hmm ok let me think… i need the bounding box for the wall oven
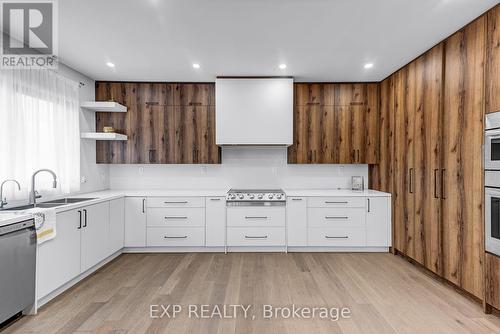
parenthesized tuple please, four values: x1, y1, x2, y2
(484, 111, 500, 170)
(485, 171, 500, 256)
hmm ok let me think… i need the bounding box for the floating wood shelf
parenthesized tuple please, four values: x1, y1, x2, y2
(81, 101, 127, 112)
(81, 132, 127, 141)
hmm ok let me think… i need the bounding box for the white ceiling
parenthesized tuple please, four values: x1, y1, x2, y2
(59, 0, 499, 82)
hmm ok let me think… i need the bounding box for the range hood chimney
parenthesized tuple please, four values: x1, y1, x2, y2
(215, 77, 293, 146)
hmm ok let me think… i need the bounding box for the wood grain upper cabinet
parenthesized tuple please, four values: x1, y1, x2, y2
(442, 17, 485, 299)
(175, 106, 220, 164)
(486, 5, 500, 114)
(294, 83, 335, 106)
(175, 83, 215, 106)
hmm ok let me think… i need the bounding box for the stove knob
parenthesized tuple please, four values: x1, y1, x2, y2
(249, 194, 255, 199)
(258, 194, 263, 199)
(276, 194, 282, 199)
(268, 194, 274, 199)
(239, 194, 244, 199)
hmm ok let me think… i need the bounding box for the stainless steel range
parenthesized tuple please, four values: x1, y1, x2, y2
(226, 189, 286, 206)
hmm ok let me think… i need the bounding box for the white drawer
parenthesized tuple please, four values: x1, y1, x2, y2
(308, 208, 365, 227)
(227, 207, 285, 227)
(147, 197, 205, 208)
(307, 197, 365, 208)
(147, 208, 205, 227)
(147, 227, 205, 246)
(307, 227, 365, 246)
(227, 227, 285, 246)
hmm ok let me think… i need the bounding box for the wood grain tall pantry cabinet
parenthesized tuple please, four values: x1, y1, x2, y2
(372, 16, 487, 300)
(288, 83, 379, 164)
(95, 82, 220, 164)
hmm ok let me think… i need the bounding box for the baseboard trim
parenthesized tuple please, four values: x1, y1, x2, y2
(288, 246, 390, 252)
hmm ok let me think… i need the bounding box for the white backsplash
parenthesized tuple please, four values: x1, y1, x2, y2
(109, 147, 368, 190)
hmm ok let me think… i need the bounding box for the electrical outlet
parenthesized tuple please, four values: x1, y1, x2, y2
(80, 176, 87, 184)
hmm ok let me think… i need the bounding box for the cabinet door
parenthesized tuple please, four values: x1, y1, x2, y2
(109, 198, 125, 254)
(175, 106, 220, 164)
(205, 197, 225, 247)
(366, 197, 391, 247)
(413, 44, 443, 274)
(287, 197, 307, 246)
(294, 83, 334, 106)
(336, 105, 356, 164)
(124, 197, 147, 247)
(175, 83, 215, 106)
(37, 209, 81, 299)
(486, 6, 500, 113)
(81, 202, 110, 273)
(442, 18, 485, 298)
(364, 84, 380, 164)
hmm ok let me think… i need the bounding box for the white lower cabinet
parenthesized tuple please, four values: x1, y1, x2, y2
(307, 227, 366, 246)
(80, 202, 110, 272)
(206, 197, 226, 247)
(366, 197, 391, 247)
(109, 198, 125, 253)
(147, 227, 205, 246)
(37, 209, 81, 298)
(287, 197, 307, 246)
(124, 197, 146, 247)
(227, 227, 285, 246)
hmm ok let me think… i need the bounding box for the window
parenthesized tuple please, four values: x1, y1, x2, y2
(0, 69, 80, 201)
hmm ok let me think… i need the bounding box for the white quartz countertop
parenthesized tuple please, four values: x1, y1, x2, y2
(0, 212, 34, 228)
(283, 188, 391, 197)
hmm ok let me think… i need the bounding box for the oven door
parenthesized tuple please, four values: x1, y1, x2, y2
(485, 187, 500, 256)
(485, 129, 500, 170)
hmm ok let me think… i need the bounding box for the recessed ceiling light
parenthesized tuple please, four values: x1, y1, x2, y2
(192, 63, 200, 69)
(106, 62, 115, 68)
(364, 63, 374, 69)
(279, 64, 287, 70)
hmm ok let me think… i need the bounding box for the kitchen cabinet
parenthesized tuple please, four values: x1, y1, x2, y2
(288, 83, 379, 164)
(485, 252, 500, 311)
(174, 106, 220, 164)
(486, 5, 500, 114)
(205, 197, 226, 247)
(366, 197, 391, 247)
(95, 82, 219, 164)
(37, 209, 81, 299)
(124, 197, 147, 247)
(109, 198, 125, 253)
(287, 197, 307, 247)
(80, 202, 111, 272)
(441, 18, 485, 298)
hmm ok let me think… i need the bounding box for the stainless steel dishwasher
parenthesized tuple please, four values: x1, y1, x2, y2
(0, 219, 36, 324)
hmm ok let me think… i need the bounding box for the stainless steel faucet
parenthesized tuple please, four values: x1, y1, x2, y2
(30, 169, 57, 207)
(0, 179, 21, 209)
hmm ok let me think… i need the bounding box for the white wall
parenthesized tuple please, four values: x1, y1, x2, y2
(109, 147, 368, 190)
(57, 63, 109, 193)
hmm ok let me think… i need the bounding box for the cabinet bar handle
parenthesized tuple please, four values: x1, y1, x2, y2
(325, 216, 348, 219)
(434, 169, 439, 199)
(325, 201, 348, 204)
(325, 236, 349, 239)
(78, 210, 82, 229)
(83, 209, 87, 228)
(292, 198, 303, 201)
(367, 198, 371, 212)
(142, 198, 146, 213)
(210, 198, 221, 201)
(245, 216, 268, 219)
(441, 169, 446, 200)
(244, 235, 268, 239)
(164, 201, 188, 204)
(409, 168, 414, 194)
(164, 235, 188, 239)
(164, 216, 188, 219)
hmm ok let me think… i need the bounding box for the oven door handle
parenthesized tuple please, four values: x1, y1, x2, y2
(485, 129, 500, 137)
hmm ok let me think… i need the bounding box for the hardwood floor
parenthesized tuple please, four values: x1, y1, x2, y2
(4, 253, 500, 334)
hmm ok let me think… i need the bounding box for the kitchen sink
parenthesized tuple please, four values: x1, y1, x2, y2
(1, 198, 96, 211)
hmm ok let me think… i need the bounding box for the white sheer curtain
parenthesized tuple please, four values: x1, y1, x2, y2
(0, 69, 80, 201)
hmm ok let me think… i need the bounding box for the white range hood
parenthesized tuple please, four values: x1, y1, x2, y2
(215, 77, 293, 146)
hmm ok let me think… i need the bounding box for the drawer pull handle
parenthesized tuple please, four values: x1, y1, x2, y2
(244, 235, 268, 239)
(325, 201, 348, 204)
(164, 235, 188, 239)
(245, 216, 268, 219)
(325, 236, 349, 239)
(210, 198, 221, 201)
(292, 198, 303, 201)
(325, 216, 348, 219)
(164, 216, 188, 219)
(164, 201, 188, 204)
